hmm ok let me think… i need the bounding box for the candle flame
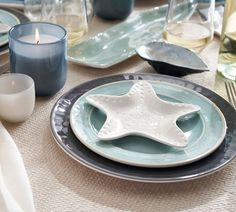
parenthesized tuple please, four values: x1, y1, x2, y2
(11, 81, 15, 86)
(35, 28, 40, 44)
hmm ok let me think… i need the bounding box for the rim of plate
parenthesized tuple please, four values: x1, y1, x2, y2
(68, 50, 136, 69)
(50, 130, 234, 183)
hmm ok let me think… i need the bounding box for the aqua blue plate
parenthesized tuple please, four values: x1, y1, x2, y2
(0, 0, 24, 9)
(68, 2, 194, 68)
(0, 9, 20, 47)
(0, 8, 29, 56)
(70, 80, 226, 168)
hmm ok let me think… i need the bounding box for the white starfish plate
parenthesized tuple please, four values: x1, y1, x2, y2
(86, 81, 200, 148)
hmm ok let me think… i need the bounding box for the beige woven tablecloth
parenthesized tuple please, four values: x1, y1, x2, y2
(3, 0, 236, 211)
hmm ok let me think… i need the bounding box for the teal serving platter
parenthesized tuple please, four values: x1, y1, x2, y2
(68, 2, 195, 68)
(70, 80, 226, 168)
(0, 9, 20, 46)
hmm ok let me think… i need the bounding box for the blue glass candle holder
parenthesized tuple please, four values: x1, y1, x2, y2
(9, 22, 67, 96)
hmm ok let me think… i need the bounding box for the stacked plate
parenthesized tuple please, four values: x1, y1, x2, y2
(50, 74, 236, 183)
(0, 0, 24, 9)
(0, 7, 29, 73)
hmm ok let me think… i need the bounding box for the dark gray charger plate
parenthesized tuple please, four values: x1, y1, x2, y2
(50, 73, 236, 183)
(0, 7, 30, 54)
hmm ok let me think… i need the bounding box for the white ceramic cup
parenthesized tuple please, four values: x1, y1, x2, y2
(0, 73, 35, 122)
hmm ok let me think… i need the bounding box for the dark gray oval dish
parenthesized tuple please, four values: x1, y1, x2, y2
(136, 42, 209, 77)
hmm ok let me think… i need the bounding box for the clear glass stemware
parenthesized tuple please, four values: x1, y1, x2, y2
(41, 0, 89, 47)
(163, 0, 215, 52)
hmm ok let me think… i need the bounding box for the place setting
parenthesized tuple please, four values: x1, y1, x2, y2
(50, 70, 236, 182)
(51, 0, 235, 183)
(1, 0, 234, 183)
(1, 0, 236, 211)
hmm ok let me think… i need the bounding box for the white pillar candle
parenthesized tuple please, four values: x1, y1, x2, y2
(0, 73, 35, 122)
(18, 34, 58, 44)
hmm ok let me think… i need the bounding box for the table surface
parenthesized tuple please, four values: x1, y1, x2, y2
(3, 0, 236, 211)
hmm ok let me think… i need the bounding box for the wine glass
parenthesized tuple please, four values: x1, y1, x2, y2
(24, 0, 42, 21)
(41, 0, 89, 47)
(217, 0, 236, 80)
(163, 0, 215, 52)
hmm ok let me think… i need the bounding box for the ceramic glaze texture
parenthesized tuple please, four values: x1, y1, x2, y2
(86, 81, 200, 147)
(68, 2, 195, 68)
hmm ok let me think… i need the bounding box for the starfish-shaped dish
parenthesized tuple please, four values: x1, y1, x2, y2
(86, 81, 201, 148)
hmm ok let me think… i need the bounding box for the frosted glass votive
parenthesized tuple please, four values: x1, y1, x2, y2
(0, 73, 35, 122)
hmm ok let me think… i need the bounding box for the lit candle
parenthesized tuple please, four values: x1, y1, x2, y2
(35, 28, 40, 44)
(0, 73, 35, 122)
(18, 28, 58, 44)
(9, 22, 67, 96)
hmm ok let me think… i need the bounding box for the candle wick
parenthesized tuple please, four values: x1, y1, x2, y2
(36, 40, 39, 44)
